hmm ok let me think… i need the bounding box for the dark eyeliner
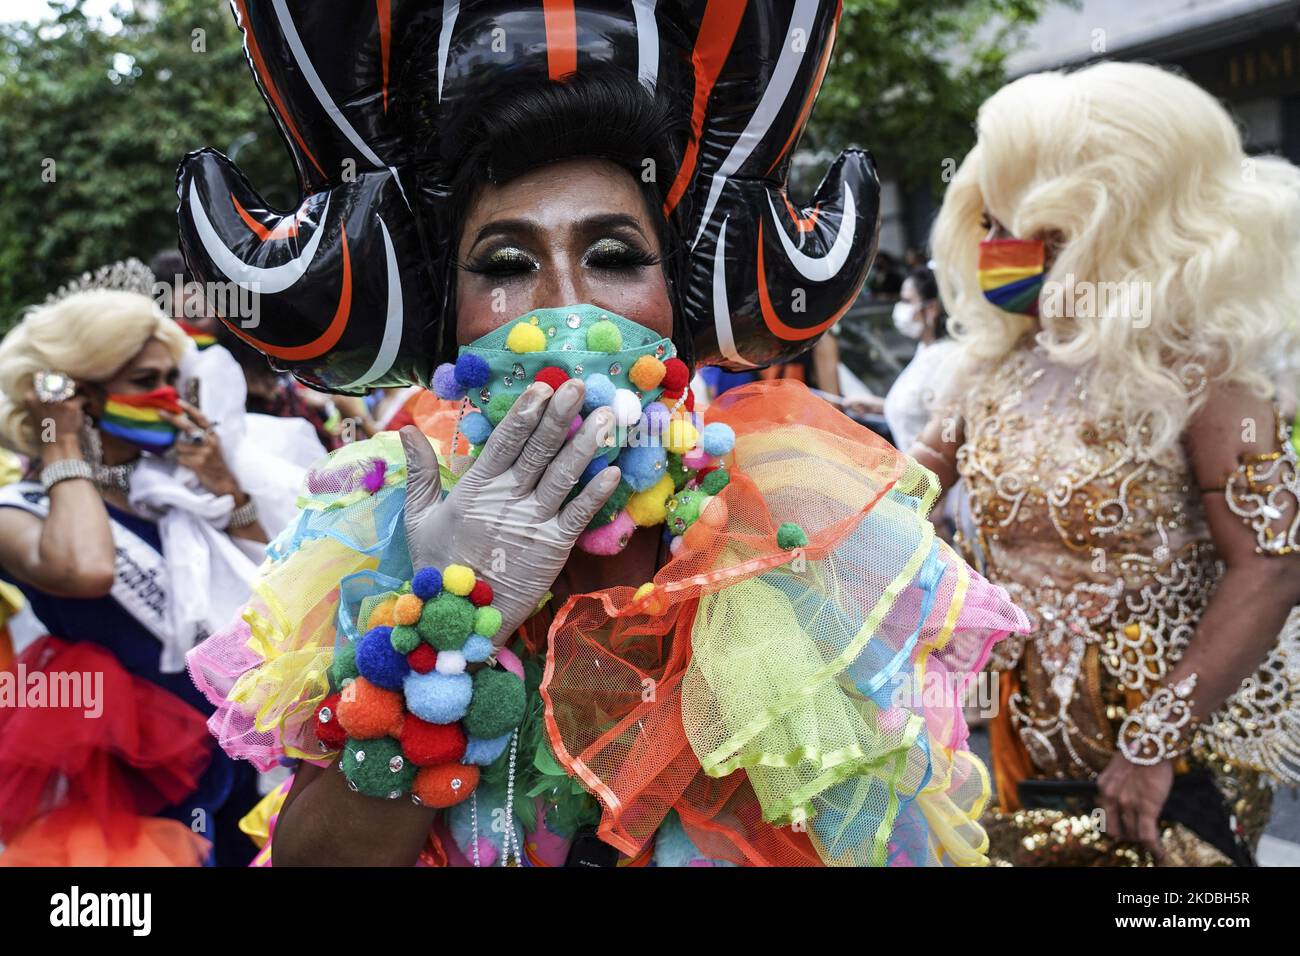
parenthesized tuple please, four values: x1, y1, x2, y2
(584, 236, 660, 270)
(460, 246, 538, 276)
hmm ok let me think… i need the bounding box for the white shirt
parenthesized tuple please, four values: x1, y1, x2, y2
(883, 339, 960, 454)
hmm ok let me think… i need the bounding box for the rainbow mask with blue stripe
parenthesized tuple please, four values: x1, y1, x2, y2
(100, 386, 183, 453)
(977, 238, 1045, 316)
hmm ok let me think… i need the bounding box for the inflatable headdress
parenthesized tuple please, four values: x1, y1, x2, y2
(177, 0, 881, 393)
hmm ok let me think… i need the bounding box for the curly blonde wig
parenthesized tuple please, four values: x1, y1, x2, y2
(931, 61, 1300, 451)
(0, 290, 191, 456)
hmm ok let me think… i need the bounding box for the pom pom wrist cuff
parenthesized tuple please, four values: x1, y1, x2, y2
(317, 562, 526, 805)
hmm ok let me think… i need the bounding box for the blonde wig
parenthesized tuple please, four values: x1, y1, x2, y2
(0, 290, 191, 456)
(931, 61, 1300, 452)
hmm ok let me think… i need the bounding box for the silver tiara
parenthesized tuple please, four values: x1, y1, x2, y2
(44, 257, 157, 303)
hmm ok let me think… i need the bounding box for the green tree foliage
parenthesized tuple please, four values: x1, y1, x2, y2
(0, 0, 294, 329)
(806, 0, 1052, 188)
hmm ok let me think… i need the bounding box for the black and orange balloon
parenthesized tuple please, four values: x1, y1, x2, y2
(176, 1, 880, 393)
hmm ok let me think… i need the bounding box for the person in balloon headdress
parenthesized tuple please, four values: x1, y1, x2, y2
(183, 0, 1028, 867)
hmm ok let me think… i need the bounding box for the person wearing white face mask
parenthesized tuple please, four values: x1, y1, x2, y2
(846, 266, 958, 453)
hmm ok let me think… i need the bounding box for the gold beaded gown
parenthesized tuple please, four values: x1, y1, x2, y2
(948, 344, 1299, 865)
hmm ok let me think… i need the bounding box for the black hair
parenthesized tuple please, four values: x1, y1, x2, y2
(215, 321, 281, 385)
(907, 265, 947, 340)
(415, 70, 692, 365)
(148, 248, 188, 285)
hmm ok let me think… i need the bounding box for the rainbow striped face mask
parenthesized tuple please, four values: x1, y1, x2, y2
(99, 386, 183, 453)
(977, 238, 1045, 316)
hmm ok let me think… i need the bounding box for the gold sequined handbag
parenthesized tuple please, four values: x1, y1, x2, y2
(984, 808, 1234, 867)
(985, 770, 1251, 867)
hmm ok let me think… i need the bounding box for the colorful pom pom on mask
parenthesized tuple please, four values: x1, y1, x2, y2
(661, 358, 689, 394)
(700, 422, 736, 456)
(432, 363, 465, 401)
(626, 473, 675, 527)
(582, 373, 616, 412)
(663, 418, 699, 456)
(454, 353, 490, 389)
(486, 392, 518, 426)
(586, 319, 623, 352)
(587, 479, 631, 529)
(618, 442, 667, 492)
(505, 321, 547, 353)
(459, 412, 492, 446)
(612, 388, 643, 427)
(534, 366, 569, 390)
(576, 509, 635, 555)
(629, 355, 666, 391)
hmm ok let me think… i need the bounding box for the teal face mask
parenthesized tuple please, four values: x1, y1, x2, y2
(432, 304, 684, 425)
(430, 304, 735, 557)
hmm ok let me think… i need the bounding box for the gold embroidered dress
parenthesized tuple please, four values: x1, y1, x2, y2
(951, 344, 1300, 850)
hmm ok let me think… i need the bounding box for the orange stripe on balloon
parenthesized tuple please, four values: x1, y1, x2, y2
(765, 15, 837, 177)
(231, 0, 327, 180)
(222, 224, 353, 361)
(231, 194, 302, 241)
(663, 0, 749, 217)
(376, 0, 391, 112)
(542, 0, 578, 79)
(756, 217, 856, 340)
(782, 194, 822, 233)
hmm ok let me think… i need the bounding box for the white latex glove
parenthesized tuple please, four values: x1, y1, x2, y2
(399, 379, 620, 645)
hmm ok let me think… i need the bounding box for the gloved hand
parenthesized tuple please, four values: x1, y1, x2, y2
(399, 379, 620, 645)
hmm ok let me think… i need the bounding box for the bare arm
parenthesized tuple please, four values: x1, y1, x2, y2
(1166, 386, 1300, 719)
(909, 409, 964, 503)
(0, 393, 115, 597)
(271, 761, 436, 867)
(1099, 384, 1300, 855)
(813, 334, 841, 398)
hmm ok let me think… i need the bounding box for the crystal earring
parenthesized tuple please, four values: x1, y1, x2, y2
(79, 416, 103, 470)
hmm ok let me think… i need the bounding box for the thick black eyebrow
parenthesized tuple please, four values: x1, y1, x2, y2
(467, 212, 651, 250)
(468, 217, 544, 249)
(577, 213, 649, 242)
